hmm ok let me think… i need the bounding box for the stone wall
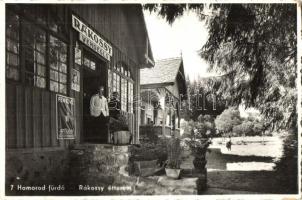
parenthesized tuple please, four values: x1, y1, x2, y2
(6, 144, 137, 195)
(6, 148, 70, 195)
(66, 144, 136, 195)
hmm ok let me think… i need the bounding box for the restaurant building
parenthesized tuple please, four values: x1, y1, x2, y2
(5, 4, 154, 194)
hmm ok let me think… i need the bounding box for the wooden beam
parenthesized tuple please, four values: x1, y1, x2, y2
(141, 82, 174, 89)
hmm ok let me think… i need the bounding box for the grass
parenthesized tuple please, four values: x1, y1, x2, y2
(205, 134, 298, 194)
(206, 148, 273, 170)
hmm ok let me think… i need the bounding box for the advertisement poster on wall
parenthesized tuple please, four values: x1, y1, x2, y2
(75, 44, 82, 65)
(71, 69, 80, 92)
(56, 94, 75, 139)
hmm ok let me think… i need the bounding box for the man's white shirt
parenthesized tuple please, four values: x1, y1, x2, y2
(90, 94, 109, 117)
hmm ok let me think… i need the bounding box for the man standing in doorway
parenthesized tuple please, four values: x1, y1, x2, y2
(90, 85, 109, 142)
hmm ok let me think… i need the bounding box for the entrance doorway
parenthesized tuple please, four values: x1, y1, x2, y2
(82, 52, 108, 143)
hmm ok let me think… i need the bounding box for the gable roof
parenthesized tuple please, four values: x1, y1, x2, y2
(140, 57, 182, 86)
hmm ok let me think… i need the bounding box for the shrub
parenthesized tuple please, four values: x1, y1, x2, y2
(109, 114, 129, 132)
(129, 137, 169, 165)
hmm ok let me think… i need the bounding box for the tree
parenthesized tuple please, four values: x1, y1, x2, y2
(253, 122, 265, 135)
(144, 4, 297, 191)
(184, 77, 227, 121)
(233, 124, 243, 136)
(240, 121, 254, 136)
(197, 114, 216, 136)
(144, 4, 297, 131)
(214, 107, 241, 134)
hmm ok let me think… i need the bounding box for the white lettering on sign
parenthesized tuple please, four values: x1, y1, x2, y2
(79, 34, 111, 61)
(72, 15, 112, 60)
(58, 96, 74, 105)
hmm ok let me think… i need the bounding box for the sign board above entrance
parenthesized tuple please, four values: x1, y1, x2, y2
(79, 34, 111, 61)
(72, 15, 112, 61)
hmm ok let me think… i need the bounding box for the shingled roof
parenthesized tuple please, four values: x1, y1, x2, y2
(140, 57, 182, 85)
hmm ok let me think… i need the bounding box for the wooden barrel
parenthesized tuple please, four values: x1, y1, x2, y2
(113, 131, 131, 144)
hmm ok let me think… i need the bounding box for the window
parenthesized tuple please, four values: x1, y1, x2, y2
(113, 71, 120, 93)
(6, 11, 20, 81)
(108, 69, 112, 98)
(23, 21, 47, 88)
(83, 57, 96, 70)
(110, 62, 134, 113)
(128, 82, 133, 113)
(6, 6, 69, 94)
(49, 35, 68, 94)
(121, 78, 127, 111)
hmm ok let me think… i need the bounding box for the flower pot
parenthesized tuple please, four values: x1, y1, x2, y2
(165, 168, 181, 179)
(193, 157, 207, 172)
(113, 131, 131, 145)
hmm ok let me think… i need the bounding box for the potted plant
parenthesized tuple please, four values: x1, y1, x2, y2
(187, 138, 211, 173)
(165, 137, 182, 179)
(109, 114, 132, 145)
(185, 119, 212, 193)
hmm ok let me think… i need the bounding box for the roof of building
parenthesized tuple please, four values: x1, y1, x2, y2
(140, 57, 182, 85)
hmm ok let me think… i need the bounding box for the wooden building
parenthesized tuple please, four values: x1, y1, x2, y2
(139, 57, 187, 138)
(5, 4, 154, 192)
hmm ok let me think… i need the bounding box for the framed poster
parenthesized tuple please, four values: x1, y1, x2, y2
(56, 94, 75, 139)
(71, 69, 80, 92)
(75, 44, 82, 65)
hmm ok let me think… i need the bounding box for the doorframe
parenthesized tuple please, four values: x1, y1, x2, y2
(80, 44, 110, 143)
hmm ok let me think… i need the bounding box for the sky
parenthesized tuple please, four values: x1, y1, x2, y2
(143, 10, 261, 116)
(143, 9, 216, 81)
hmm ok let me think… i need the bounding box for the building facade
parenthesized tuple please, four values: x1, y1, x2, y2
(5, 4, 154, 194)
(139, 58, 187, 139)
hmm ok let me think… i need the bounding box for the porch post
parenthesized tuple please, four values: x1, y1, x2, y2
(158, 88, 166, 136)
(135, 66, 141, 144)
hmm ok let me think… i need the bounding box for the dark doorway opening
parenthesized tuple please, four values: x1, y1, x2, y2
(82, 52, 108, 143)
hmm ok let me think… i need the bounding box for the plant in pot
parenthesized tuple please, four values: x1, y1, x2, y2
(165, 137, 182, 179)
(109, 114, 132, 145)
(185, 118, 213, 193)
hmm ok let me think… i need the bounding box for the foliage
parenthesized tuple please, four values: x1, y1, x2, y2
(109, 114, 129, 132)
(252, 121, 265, 135)
(166, 137, 182, 169)
(232, 121, 254, 136)
(182, 114, 216, 139)
(215, 107, 241, 134)
(129, 137, 169, 163)
(184, 119, 212, 156)
(197, 114, 216, 136)
(214, 107, 266, 136)
(183, 76, 227, 121)
(140, 124, 160, 143)
(143, 4, 297, 131)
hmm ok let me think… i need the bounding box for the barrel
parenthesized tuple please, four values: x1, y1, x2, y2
(113, 131, 131, 145)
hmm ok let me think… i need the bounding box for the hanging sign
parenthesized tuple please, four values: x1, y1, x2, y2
(56, 94, 75, 139)
(71, 69, 80, 92)
(72, 15, 112, 61)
